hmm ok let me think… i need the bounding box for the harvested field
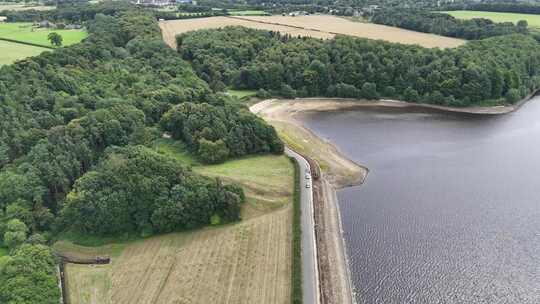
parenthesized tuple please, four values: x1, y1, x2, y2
(159, 16, 331, 48)
(235, 15, 465, 48)
(159, 15, 465, 49)
(60, 153, 295, 304)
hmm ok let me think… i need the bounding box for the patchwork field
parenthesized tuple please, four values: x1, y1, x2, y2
(0, 39, 48, 65)
(0, 3, 55, 11)
(57, 142, 295, 304)
(159, 15, 465, 49)
(0, 22, 87, 47)
(441, 10, 540, 30)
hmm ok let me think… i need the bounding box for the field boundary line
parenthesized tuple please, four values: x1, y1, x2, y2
(227, 16, 336, 37)
(0, 37, 54, 49)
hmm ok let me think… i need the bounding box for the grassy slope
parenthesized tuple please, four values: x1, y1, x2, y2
(227, 89, 258, 99)
(441, 10, 540, 29)
(0, 39, 48, 65)
(0, 22, 87, 47)
(0, 246, 8, 257)
(57, 138, 294, 303)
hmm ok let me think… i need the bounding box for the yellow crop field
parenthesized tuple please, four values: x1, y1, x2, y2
(159, 15, 465, 49)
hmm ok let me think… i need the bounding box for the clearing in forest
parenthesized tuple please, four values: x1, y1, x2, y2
(57, 140, 295, 304)
(159, 15, 465, 49)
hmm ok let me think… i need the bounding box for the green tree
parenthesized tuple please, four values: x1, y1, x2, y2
(361, 82, 379, 100)
(197, 138, 229, 164)
(505, 88, 520, 104)
(3, 219, 28, 250)
(0, 244, 59, 304)
(47, 32, 63, 47)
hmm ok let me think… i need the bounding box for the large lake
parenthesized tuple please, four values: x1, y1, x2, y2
(302, 97, 540, 304)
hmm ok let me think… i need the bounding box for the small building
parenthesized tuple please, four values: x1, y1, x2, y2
(133, 0, 173, 7)
(38, 20, 56, 28)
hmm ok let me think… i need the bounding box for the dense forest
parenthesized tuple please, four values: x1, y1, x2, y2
(178, 27, 540, 107)
(371, 9, 528, 40)
(0, 5, 282, 303)
(0, 1, 133, 22)
(445, 2, 540, 15)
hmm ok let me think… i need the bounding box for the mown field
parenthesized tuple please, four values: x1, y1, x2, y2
(0, 39, 48, 65)
(228, 10, 269, 16)
(159, 15, 464, 48)
(227, 89, 257, 99)
(0, 22, 87, 47)
(0, 3, 54, 11)
(441, 10, 540, 30)
(57, 138, 295, 304)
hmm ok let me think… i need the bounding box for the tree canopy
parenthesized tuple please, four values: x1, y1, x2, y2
(371, 9, 528, 40)
(61, 146, 245, 236)
(0, 5, 282, 302)
(178, 26, 540, 107)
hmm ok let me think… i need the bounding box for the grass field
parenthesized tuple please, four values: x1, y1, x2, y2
(228, 10, 269, 16)
(0, 3, 54, 11)
(0, 22, 87, 47)
(441, 10, 540, 30)
(0, 39, 48, 65)
(58, 139, 295, 304)
(0, 246, 8, 257)
(159, 15, 464, 48)
(227, 89, 258, 99)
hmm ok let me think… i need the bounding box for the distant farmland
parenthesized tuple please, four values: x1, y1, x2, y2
(441, 11, 540, 30)
(0, 22, 87, 47)
(159, 15, 465, 49)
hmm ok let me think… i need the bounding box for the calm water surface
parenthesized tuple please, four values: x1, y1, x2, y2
(303, 98, 540, 304)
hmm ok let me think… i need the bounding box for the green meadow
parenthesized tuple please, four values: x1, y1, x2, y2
(441, 11, 540, 30)
(0, 22, 87, 47)
(0, 40, 49, 65)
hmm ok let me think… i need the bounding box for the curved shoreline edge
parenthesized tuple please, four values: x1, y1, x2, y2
(295, 90, 538, 115)
(250, 95, 537, 304)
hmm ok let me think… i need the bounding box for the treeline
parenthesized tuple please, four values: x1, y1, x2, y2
(61, 146, 244, 236)
(445, 2, 540, 15)
(178, 26, 540, 107)
(0, 1, 133, 22)
(160, 103, 283, 164)
(0, 244, 60, 304)
(372, 9, 528, 40)
(0, 6, 282, 302)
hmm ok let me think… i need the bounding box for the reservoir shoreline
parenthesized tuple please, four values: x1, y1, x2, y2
(251, 95, 538, 304)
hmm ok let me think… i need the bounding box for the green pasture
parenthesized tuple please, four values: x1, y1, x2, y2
(0, 39, 48, 65)
(0, 22, 87, 47)
(441, 11, 540, 29)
